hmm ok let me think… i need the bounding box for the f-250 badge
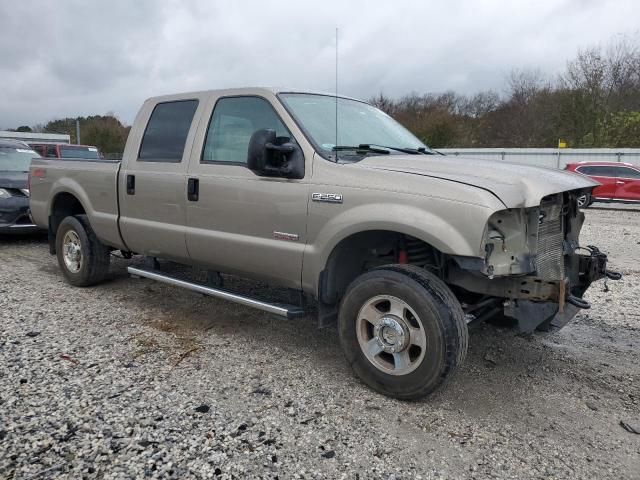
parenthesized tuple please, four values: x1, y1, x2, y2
(311, 192, 343, 204)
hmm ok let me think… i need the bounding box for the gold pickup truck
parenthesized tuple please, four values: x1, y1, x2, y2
(28, 88, 619, 399)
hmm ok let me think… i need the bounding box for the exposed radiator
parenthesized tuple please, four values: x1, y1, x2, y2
(536, 197, 565, 280)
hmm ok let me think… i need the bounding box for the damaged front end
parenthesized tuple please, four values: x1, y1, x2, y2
(448, 190, 621, 332)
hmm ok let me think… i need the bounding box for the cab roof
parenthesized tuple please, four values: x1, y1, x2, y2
(144, 87, 363, 104)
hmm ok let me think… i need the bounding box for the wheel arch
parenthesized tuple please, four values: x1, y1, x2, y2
(317, 228, 448, 306)
(48, 191, 88, 254)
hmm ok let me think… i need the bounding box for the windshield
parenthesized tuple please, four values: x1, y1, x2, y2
(60, 146, 100, 159)
(279, 93, 428, 159)
(0, 146, 39, 172)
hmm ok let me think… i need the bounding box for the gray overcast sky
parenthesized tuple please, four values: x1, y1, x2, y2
(1, 0, 638, 128)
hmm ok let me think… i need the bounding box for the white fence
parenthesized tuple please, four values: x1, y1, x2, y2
(0, 130, 70, 144)
(438, 148, 640, 169)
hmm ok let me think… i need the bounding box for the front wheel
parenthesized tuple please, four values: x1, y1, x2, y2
(55, 215, 110, 287)
(577, 194, 591, 208)
(338, 265, 468, 400)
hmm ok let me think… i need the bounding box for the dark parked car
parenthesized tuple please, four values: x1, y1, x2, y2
(565, 161, 640, 207)
(29, 143, 101, 160)
(0, 139, 41, 233)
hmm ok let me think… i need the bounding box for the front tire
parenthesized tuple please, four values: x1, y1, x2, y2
(55, 215, 110, 287)
(338, 265, 468, 400)
(577, 194, 591, 208)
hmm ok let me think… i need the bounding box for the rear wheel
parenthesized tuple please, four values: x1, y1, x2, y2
(55, 215, 110, 287)
(338, 265, 468, 400)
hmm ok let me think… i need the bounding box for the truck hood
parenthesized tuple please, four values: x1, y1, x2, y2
(0, 171, 28, 190)
(357, 155, 599, 208)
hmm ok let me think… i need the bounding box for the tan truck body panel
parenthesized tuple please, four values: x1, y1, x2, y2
(29, 87, 598, 296)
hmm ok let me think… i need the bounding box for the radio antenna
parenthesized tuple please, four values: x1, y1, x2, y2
(335, 27, 338, 149)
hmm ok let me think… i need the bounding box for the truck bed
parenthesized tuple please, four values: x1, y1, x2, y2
(29, 158, 126, 250)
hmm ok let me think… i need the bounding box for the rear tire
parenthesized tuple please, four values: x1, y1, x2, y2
(338, 264, 468, 400)
(55, 215, 110, 287)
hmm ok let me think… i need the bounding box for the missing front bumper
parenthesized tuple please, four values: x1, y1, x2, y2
(503, 247, 621, 332)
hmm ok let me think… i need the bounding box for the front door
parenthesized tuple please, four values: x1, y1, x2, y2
(576, 165, 618, 200)
(185, 95, 309, 289)
(613, 165, 640, 201)
(118, 98, 202, 262)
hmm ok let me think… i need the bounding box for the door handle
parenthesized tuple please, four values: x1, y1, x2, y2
(126, 174, 135, 195)
(616, 181, 625, 185)
(187, 178, 199, 201)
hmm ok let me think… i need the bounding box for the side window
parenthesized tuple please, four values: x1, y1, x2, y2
(603, 166, 624, 177)
(46, 146, 57, 158)
(577, 166, 618, 177)
(202, 96, 291, 164)
(578, 166, 603, 176)
(138, 100, 198, 162)
(616, 167, 640, 179)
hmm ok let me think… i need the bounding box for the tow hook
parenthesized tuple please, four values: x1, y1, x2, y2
(603, 269, 622, 292)
(582, 245, 622, 283)
(605, 270, 622, 280)
(567, 295, 591, 309)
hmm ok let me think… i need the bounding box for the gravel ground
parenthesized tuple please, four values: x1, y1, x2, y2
(1, 209, 639, 479)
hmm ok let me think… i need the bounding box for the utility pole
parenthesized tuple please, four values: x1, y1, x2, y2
(75, 118, 81, 145)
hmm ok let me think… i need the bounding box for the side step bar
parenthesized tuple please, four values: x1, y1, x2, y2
(127, 266, 307, 319)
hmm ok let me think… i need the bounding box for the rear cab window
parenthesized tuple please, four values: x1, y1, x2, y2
(31, 145, 46, 156)
(46, 146, 58, 158)
(60, 146, 100, 159)
(139, 100, 199, 162)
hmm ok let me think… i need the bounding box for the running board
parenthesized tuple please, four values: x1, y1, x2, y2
(127, 266, 307, 319)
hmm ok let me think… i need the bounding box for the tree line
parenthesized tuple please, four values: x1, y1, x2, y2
(9, 35, 640, 153)
(371, 35, 640, 148)
(11, 115, 130, 158)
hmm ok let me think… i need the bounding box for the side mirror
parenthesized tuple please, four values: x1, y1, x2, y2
(247, 129, 304, 179)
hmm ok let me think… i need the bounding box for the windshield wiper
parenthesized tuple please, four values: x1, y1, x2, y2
(366, 144, 436, 155)
(332, 144, 391, 155)
(330, 144, 439, 161)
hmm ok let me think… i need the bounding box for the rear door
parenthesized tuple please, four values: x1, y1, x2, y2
(613, 166, 640, 201)
(185, 94, 309, 288)
(118, 98, 203, 262)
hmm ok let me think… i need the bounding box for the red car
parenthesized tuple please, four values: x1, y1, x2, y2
(565, 161, 640, 207)
(29, 143, 101, 160)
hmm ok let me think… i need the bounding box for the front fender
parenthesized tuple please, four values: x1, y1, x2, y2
(302, 199, 494, 294)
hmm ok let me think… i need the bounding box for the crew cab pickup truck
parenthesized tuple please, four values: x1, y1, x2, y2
(29, 88, 619, 399)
